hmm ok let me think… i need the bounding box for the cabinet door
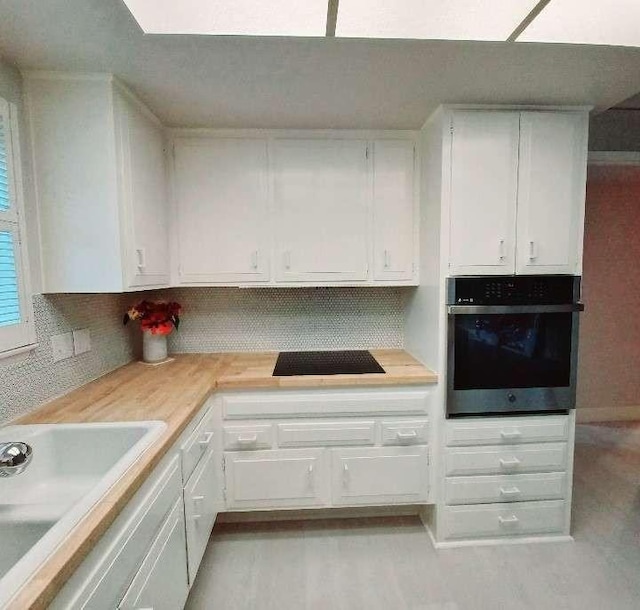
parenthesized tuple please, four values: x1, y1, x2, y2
(224, 448, 327, 509)
(516, 112, 587, 275)
(331, 446, 429, 505)
(372, 140, 416, 281)
(116, 92, 170, 289)
(184, 449, 218, 584)
(449, 112, 519, 275)
(174, 138, 270, 284)
(273, 139, 369, 282)
(119, 499, 189, 610)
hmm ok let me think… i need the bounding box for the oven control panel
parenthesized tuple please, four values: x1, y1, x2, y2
(448, 275, 580, 305)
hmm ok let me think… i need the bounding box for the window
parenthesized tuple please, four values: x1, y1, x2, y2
(0, 96, 35, 357)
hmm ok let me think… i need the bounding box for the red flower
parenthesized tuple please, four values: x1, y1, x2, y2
(123, 300, 182, 334)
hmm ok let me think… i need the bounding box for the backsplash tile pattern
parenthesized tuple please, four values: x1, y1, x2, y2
(159, 287, 410, 353)
(0, 294, 133, 424)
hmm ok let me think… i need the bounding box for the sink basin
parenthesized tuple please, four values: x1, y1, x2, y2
(0, 421, 166, 607)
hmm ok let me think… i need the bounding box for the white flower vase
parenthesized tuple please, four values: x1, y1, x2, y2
(142, 330, 168, 363)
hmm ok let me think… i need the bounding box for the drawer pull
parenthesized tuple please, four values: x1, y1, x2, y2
(499, 486, 522, 497)
(498, 515, 519, 526)
(191, 495, 205, 522)
(499, 457, 521, 469)
(396, 430, 418, 441)
(198, 432, 213, 448)
(500, 429, 522, 440)
(237, 434, 258, 445)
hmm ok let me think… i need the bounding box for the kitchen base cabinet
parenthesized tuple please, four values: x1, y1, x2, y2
(224, 449, 327, 510)
(119, 499, 189, 610)
(331, 446, 429, 506)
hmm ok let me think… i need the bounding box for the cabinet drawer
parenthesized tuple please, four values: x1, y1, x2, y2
(119, 499, 189, 610)
(331, 446, 429, 506)
(277, 421, 375, 447)
(184, 449, 218, 584)
(445, 443, 567, 476)
(441, 500, 566, 540)
(381, 420, 428, 445)
(224, 424, 273, 450)
(181, 407, 215, 483)
(446, 416, 569, 447)
(222, 389, 431, 419)
(224, 449, 326, 509)
(445, 472, 567, 505)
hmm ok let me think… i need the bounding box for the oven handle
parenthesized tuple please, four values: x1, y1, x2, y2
(447, 304, 585, 315)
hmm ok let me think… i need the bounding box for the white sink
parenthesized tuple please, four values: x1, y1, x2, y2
(0, 421, 166, 607)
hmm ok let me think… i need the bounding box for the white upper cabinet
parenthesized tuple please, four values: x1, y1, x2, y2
(372, 140, 417, 281)
(447, 108, 588, 277)
(515, 112, 587, 275)
(449, 111, 520, 276)
(272, 139, 370, 283)
(25, 73, 169, 292)
(173, 138, 270, 284)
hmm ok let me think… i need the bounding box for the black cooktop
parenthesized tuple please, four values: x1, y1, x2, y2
(273, 350, 385, 377)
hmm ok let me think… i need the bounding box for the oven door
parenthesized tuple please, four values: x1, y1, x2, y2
(447, 304, 582, 417)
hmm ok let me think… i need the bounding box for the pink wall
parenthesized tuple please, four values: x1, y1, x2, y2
(577, 166, 640, 410)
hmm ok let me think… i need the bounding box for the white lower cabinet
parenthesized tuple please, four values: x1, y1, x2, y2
(225, 449, 327, 509)
(184, 448, 219, 583)
(331, 446, 429, 506)
(119, 499, 189, 610)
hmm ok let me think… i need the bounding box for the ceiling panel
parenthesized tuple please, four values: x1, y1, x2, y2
(519, 0, 640, 47)
(336, 0, 539, 40)
(123, 0, 328, 36)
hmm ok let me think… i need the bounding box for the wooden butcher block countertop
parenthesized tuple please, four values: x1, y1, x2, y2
(9, 350, 436, 609)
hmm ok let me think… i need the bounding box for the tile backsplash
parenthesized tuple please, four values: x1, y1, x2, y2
(0, 294, 133, 424)
(2, 287, 410, 424)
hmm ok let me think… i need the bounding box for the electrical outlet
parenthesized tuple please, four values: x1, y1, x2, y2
(73, 328, 91, 355)
(51, 333, 74, 362)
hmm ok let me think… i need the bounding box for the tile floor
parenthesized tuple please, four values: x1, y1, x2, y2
(186, 423, 640, 610)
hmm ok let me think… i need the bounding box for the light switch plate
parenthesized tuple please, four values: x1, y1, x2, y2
(51, 332, 74, 362)
(73, 328, 91, 355)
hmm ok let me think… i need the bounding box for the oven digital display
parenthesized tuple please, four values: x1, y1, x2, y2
(453, 312, 572, 390)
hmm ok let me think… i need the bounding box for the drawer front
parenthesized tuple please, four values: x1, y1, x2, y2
(73, 457, 182, 609)
(181, 407, 215, 483)
(222, 389, 431, 419)
(224, 424, 273, 450)
(225, 449, 327, 509)
(278, 421, 375, 447)
(381, 419, 429, 446)
(446, 416, 569, 447)
(119, 499, 189, 610)
(441, 500, 566, 540)
(184, 449, 218, 584)
(331, 446, 429, 506)
(445, 443, 568, 476)
(444, 472, 567, 505)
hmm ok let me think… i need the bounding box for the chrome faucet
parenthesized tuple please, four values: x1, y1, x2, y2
(0, 441, 33, 477)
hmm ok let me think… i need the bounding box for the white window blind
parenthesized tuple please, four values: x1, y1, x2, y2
(0, 97, 34, 356)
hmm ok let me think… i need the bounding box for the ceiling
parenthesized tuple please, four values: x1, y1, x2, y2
(1, 0, 640, 129)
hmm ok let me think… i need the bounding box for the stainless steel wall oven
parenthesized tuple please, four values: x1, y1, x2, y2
(447, 276, 583, 417)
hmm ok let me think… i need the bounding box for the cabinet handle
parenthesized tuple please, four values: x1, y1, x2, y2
(237, 433, 258, 445)
(529, 240, 537, 261)
(343, 462, 349, 487)
(198, 431, 213, 448)
(283, 251, 291, 270)
(384, 249, 390, 269)
(499, 486, 522, 497)
(192, 495, 205, 521)
(308, 463, 314, 475)
(396, 430, 418, 441)
(500, 429, 522, 440)
(251, 250, 259, 270)
(499, 457, 521, 469)
(136, 247, 146, 270)
(498, 515, 519, 525)
(498, 239, 506, 261)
